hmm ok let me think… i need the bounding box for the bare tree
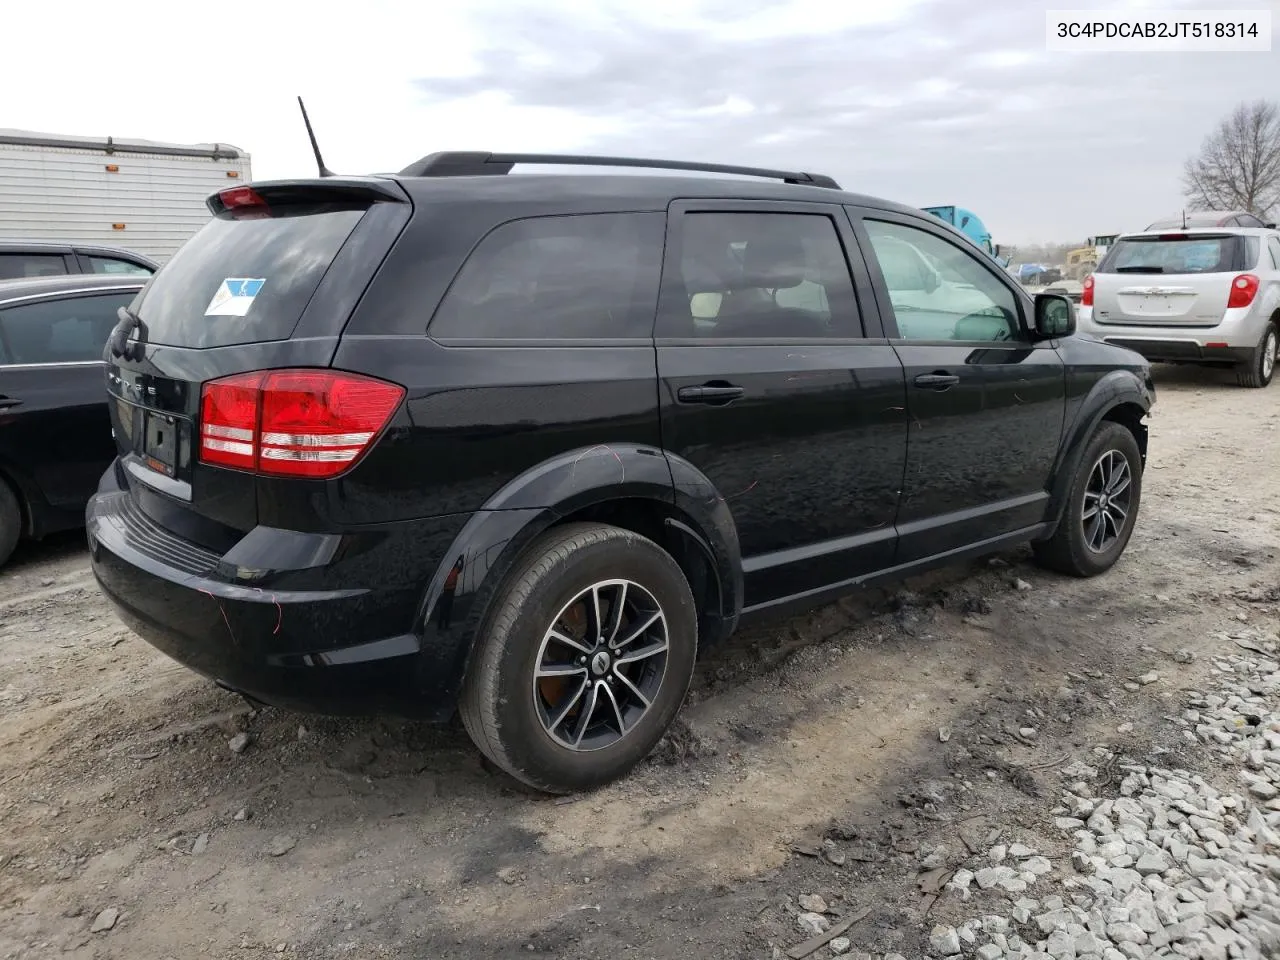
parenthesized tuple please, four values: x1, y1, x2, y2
(1182, 100, 1280, 218)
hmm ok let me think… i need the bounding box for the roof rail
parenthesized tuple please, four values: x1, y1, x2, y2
(397, 151, 841, 189)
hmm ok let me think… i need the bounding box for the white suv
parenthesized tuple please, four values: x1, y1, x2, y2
(1078, 226, 1280, 388)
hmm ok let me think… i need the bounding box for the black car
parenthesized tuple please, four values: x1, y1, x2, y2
(0, 242, 158, 281)
(0, 274, 147, 566)
(87, 153, 1155, 793)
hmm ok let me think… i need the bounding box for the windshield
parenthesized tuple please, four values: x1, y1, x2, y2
(131, 204, 367, 348)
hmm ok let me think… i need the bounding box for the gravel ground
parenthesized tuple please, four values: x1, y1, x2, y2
(0, 363, 1278, 960)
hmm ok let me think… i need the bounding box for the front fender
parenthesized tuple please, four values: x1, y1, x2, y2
(1044, 370, 1152, 528)
(409, 444, 744, 716)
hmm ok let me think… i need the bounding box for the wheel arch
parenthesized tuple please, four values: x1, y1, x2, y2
(1043, 372, 1152, 530)
(409, 444, 743, 717)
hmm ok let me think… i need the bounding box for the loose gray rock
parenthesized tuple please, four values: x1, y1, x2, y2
(929, 925, 962, 956)
(228, 732, 250, 755)
(975, 946, 1002, 960)
(233, 808, 250, 821)
(828, 937, 851, 955)
(91, 908, 119, 933)
(939, 727, 952, 743)
(191, 832, 210, 856)
(1013, 578, 1033, 592)
(1138, 672, 1159, 686)
(1173, 650, 1195, 664)
(266, 835, 296, 857)
(1135, 851, 1169, 875)
(797, 912, 829, 937)
(1020, 727, 1038, 740)
(798, 893, 827, 914)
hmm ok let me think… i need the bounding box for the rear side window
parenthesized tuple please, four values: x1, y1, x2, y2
(429, 213, 665, 340)
(0, 291, 135, 364)
(0, 254, 68, 280)
(86, 256, 153, 276)
(660, 212, 860, 339)
(1268, 237, 1280, 270)
(1099, 235, 1251, 275)
(132, 205, 366, 348)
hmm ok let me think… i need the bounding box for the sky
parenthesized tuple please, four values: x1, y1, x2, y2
(3, 0, 1277, 245)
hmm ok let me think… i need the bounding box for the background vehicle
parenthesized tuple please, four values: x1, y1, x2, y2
(0, 241, 156, 280)
(1079, 225, 1280, 388)
(922, 205, 1011, 266)
(0, 129, 251, 264)
(0, 274, 146, 566)
(87, 153, 1153, 794)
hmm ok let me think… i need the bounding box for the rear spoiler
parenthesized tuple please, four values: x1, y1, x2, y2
(205, 177, 409, 215)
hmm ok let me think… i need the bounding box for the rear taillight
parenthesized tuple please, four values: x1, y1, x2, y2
(1081, 274, 1094, 307)
(199, 370, 404, 479)
(1227, 273, 1259, 309)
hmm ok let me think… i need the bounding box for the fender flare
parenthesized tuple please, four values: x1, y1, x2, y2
(1044, 370, 1153, 528)
(408, 444, 744, 713)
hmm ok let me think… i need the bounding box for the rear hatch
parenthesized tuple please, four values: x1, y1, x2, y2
(1091, 233, 1258, 327)
(103, 179, 411, 550)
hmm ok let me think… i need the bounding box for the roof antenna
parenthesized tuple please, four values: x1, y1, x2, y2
(1181, 208, 1187, 229)
(297, 96, 334, 178)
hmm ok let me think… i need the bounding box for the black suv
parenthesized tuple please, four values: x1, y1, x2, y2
(87, 153, 1154, 793)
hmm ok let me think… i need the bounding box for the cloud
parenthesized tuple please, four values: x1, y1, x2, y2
(410, 0, 1273, 243)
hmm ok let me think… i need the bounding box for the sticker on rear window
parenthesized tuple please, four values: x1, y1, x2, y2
(204, 278, 266, 317)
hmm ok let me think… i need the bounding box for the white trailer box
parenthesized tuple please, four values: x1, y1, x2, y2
(0, 129, 252, 264)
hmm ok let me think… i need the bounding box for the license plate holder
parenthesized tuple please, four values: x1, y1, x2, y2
(140, 410, 179, 478)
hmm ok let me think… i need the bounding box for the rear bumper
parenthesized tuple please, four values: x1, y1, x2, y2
(86, 470, 471, 719)
(1078, 304, 1265, 361)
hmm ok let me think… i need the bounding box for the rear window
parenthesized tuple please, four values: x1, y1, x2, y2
(1098, 235, 1254, 275)
(132, 205, 366, 348)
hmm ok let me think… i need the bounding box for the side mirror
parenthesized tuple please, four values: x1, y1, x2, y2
(1034, 293, 1076, 339)
(1267, 222, 1277, 230)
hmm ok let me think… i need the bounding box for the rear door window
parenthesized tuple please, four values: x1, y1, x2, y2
(0, 291, 136, 364)
(658, 211, 861, 339)
(429, 212, 665, 340)
(0, 253, 69, 280)
(131, 205, 367, 348)
(1099, 235, 1249, 274)
(85, 255, 153, 276)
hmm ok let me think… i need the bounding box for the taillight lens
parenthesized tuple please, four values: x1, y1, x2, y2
(1081, 274, 1094, 307)
(199, 370, 404, 479)
(1227, 273, 1259, 309)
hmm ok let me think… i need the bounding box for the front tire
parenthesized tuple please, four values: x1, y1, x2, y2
(459, 522, 698, 794)
(1237, 322, 1277, 389)
(1033, 422, 1143, 578)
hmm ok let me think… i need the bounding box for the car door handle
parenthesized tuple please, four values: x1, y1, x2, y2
(913, 372, 960, 391)
(0, 396, 22, 410)
(677, 384, 746, 405)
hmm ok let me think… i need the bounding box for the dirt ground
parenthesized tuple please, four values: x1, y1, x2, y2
(1, 364, 1278, 960)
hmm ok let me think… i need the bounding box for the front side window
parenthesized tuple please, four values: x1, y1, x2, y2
(0, 254, 68, 280)
(430, 212, 665, 339)
(864, 220, 1019, 342)
(662, 212, 860, 339)
(86, 256, 153, 276)
(0, 291, 135, 364)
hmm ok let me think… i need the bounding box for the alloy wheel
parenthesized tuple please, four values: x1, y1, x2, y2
(532, 579, 669, 752)
(1264, 328, 1277, 382)
(1082, 449, 1133, 553)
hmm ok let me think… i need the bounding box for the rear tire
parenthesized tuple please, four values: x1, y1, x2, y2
(459, 522, 698, 794)
(0, 479, 20, 569)
(1033, 422, 1143, 578)
(1237, 322, 1277, 388)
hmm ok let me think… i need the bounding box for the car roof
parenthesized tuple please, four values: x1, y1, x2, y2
(1119, 226, 1275, 239)
(1144, 211, 1262, 229)
(0, 273, 148, 303)
(0, 240, 158, 266)
(390, 171, 929, 220)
